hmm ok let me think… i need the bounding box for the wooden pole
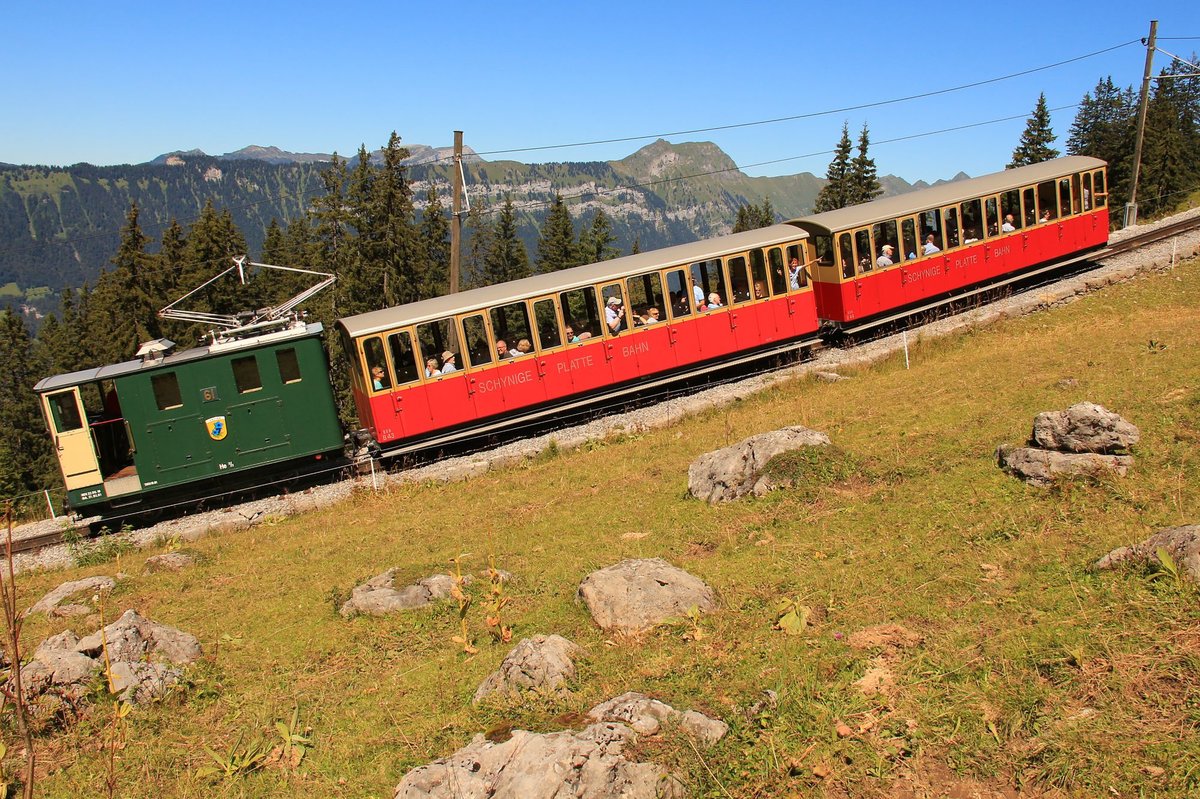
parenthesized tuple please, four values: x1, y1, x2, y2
(1126, 20, 1157, 228)
(450, 130, 463, 294)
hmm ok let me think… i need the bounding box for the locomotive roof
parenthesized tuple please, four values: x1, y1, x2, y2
(34, 322, 325, 394)
(337, 224, 808, 338)
(789, 156, 1107, 234)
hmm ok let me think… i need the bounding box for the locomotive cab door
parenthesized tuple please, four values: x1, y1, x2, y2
(42, 388, 102, 490)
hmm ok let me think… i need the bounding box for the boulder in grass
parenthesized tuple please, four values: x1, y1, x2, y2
(688, 426, 831, 503)
(587, 692, 728, 747)
(340, 570, 471, 617)
(997, 446, 1132, 487)
(577, 558, 716, 633)
(393, 723, 682, 799)
(75, 609, 202, 665)
(1032, 402, 1139, 453)
(26, 575, 116, 617)
(144, 551, 198, 573)
(1095, 524, 1200, 582)
(473, 634, 584, 704)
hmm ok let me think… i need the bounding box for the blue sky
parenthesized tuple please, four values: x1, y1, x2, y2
(2, 2, 1196, 183)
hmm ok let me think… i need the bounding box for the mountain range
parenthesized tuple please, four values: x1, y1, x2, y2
(0, 139, 961, 315)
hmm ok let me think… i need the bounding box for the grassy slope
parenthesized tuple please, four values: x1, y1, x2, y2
(15, 256, 1200, 797)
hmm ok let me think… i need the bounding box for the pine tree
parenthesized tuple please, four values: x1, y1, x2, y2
(482, 196, 531, 285)
(814, 123, 855, 212)
(848, 124, 883, 204)
(1067, 77, 1138, 207)
(418, 185, 450, 299)
(156, 218, 186, 308)
(0, 312, 56, 508)
(463, 203, 494, 290)
(756, 197, 776, 228)
(576, 209, 619, 264)
(732, 204, 752, 233)
(1009, 93, 1060, 168)
(371, 132, 421, 307)
(535, 193, 576, 273)
(87, 203, 162, 364)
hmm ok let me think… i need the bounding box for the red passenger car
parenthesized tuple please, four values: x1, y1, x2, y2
(790, 156, 1109, 328)
(337, 225, 820, 452)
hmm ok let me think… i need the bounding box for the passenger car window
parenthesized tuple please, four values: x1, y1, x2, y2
(984, 197, 999, 237)
(533, 298, 562, 349)
(1022, 187, 1037, 226)
(960, 200, 982, 243)
(943, 207, 960, 248)
(387, 330, 420, 385)
(1094, 170, 1107, 206)
(462, 314, 493, 367)
(665, 269, 693, 319)
(767, 247, 788, 294)
(416, 317, 462, 374)
(854, 229, 872, 272)
(490, 301, 532, 355)
(749, 249, 770, 298)
(871, 221, 898, 265)
(1001, 190, 1023, 231)
(600, 284, 628, 335)
(232, 356, 262, 394)
(727, 256, 751, 303)
(1037, 181, 1057, 220)
(901, 218, 918, 260)
(837, 233, 854, 278)
(626, 271, 665, 325)
(363, 337, 391, 391)
(919, 209, 944, 254)
(560, 287, 601, 340)
(690, 259, 727, 309)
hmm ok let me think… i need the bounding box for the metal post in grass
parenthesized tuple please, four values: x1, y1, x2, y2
(44, 489, 57, 521)
(369, 458, 378, 492)
(903, 330, 910, 369)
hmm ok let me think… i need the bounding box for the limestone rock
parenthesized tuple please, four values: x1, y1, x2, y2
(587, 692, 728, 747)
(577, 558, 716, 633)
(75, 609, 202, 665)
(339, 570, 472, 617)
(1032, 402, 1139, 453)
(998, 445, 1132, 486)
(144, 551, 198, 573)
(108, 661, 183, 704)
(393, 722, 680, 799)
(1095, 524, 1200, 582)
(473, 634, 584, 704)
(24, 631, 97, 694)
(26, 575, 116, 617)
(688, 426, 830, 503)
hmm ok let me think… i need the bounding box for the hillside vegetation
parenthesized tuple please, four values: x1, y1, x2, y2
(11, 255, 1200, 797)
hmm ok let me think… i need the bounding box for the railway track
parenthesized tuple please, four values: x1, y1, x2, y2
(10, 211, 1200, 560)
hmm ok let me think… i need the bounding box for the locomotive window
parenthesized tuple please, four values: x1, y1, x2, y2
(1060, 177, 1075, 217)
(918, 209, 943, 254)
(387, 331, 420, 385)
(48, 391, 84, 432)
(901, 218, 918, 260)
(462, 314, 493, 367)
(960, 200, 982, 244)
(490, 301, 533, 355)
(416, 317, 462, 374)
(1094, 170, 1107, 206)
(1000, 190, 1023, 231)
(1037, 180, 1057, 220)
(1022, 187, 1037, 226)
(837, 233, 854, 278)
(943, 207, 960, 248)
(768, 247, 788, 294)
(534, 298, 563, 349)
(232, 356, 262, 394)
(276, 348, 301, 384)
(151, 373, 183, 411)
(749, 249, 770, 298)
(664, 269, 693, 319)
(871, 221, 898, 265)
(363, 337, 391, 391)
(560, 286, 601, 339)
(1082, 173, 1093, 211)
(626, 271, 665, 324)
(854, 229, 872, 272)
(984, 197, 1000, 237)
(726, 256, 751, 303)
(690, 259, 727, 309)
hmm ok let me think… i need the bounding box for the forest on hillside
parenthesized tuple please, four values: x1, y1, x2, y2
(1, 57, 1198, 511)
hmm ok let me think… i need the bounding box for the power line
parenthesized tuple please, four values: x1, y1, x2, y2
(474, 40, 1139, 157)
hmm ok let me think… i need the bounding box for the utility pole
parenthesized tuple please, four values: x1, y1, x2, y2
(450, 130, 463, 294)
(1126, 19, 1157, 228)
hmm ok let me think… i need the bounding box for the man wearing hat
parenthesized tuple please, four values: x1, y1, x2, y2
(876, 244, 895, 268)
(605, 295, 625, 334)
(440, 350, 458, 373)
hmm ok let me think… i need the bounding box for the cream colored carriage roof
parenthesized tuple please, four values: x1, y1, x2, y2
(338, 224, 808, 338)
(789, 156, 1106, 234)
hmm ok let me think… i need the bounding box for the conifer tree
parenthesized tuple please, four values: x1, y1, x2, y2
(732, 204, 751, 233)
(156, 218, 186, 307)
(1066, 77, 1137, 206)
(87, 203, 162, 363)
(535, 193, 576, 273)
(463, 203, 494, 290)
(848, 124, 883, 204)
(0, 312, 56, 507)
(576, 208, 619, 264)
(371, 132, 421, 307)
(482, 196, 531, 285)
(814, 123, 855, 212)
(418, 186, 450, 299)
(1009, 93, 1060, 168)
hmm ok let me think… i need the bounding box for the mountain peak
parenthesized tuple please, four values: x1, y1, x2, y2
(612, 139, 739, 179)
